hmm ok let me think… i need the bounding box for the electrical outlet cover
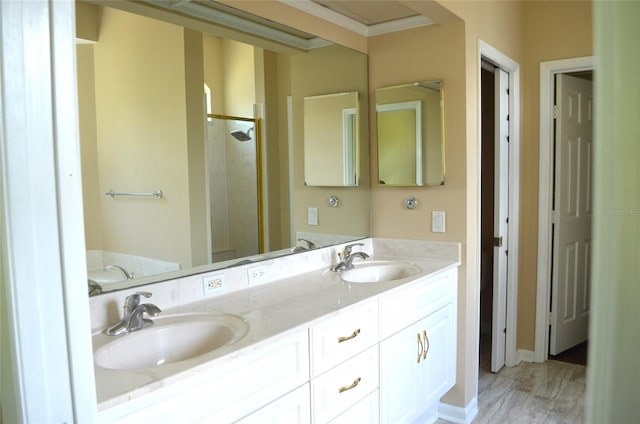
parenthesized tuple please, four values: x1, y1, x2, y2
(202, 274, 225, 295)
(247, 265, 268, 285)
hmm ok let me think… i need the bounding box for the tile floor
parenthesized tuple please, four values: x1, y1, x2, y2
(438, 336, 587, 423)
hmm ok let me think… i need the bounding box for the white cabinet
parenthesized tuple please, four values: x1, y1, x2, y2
(98, 267, 458, 424)
(98, 329, 309, 423)
(236, 384, 311, 424)
(379, 268, 458, 424)
(309, 298, 378, 377)
(329, 389, 379, 424)
(310, 345, 379, 423)
(309, 299, 379, 423)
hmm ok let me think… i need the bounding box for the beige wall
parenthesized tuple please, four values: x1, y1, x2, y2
(368, 21, 471, 406)
(76, 45, 103, 250)
(518, 0, 593, 349)
(88, 7, 194, 268)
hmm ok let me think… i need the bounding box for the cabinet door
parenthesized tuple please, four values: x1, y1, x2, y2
(236, 384, 310, 424)
(419, 304, 456, 409)
(379, 305, 456, 424)
(379, 319, 423, 423)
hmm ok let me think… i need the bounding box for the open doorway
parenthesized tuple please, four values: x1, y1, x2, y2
(479, 59, 510, 374)
(535, 57, 594, 365)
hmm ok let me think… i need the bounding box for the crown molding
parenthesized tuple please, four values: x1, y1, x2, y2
(279, 0, 434, 37)
(368, 15, 434, 36)
(279, 0, 369, 36)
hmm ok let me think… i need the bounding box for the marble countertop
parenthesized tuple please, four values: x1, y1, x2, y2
(93, 250, 459, 411)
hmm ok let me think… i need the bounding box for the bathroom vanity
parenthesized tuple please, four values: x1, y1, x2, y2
(90, 238, 459, 423)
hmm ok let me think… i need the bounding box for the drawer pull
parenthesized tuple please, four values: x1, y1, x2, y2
(417, 333, 424, 363)
(338, 377, 362, 393)
(338, 328, 361, 343)
(423, 330, 430, 360)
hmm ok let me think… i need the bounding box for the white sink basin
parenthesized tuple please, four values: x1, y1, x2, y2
(341, 261, 422, 283)
(94, 313, 249, 370)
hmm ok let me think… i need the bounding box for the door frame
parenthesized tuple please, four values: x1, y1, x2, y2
(535, 56, 595, 362)
(478, 40, 521, 367)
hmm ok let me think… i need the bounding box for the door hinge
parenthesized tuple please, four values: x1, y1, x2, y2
(553, 105, 558, 119)
(494, 236, 503, 247)
(548, 312, 556, 325)
(551, 210, 558, 224)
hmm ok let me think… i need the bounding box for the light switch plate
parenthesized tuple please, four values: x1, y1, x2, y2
(432, 211, 445, 233)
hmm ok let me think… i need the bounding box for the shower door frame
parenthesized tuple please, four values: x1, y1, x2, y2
(206, 114, 265, 259)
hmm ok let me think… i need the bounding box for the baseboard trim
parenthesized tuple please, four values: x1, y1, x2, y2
(439, 397, 478, 424)
(518, 349, 536, 363)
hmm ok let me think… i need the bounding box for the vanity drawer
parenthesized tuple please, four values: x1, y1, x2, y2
(310, 345, 379, 424)
(309, 298, 378, 377)
(328, 389, 379, 424)
(379, 267, 457, 339)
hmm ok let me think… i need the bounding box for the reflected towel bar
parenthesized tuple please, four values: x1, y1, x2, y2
(105, 189, 163, 199)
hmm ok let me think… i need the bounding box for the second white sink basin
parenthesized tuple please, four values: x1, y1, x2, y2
(341, 261, 422, 283)
(94, 313, 249, 371)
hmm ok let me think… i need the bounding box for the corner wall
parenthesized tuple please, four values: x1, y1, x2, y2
(519, 0, 593, 350)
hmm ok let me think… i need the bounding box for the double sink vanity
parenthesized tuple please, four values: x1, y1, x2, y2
(90, 238, 460, 423)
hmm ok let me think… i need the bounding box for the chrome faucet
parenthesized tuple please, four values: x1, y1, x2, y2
(104, 264, 134, 280)
(332, 243, 369, 271)
(291, 238, 317, 252)
(88, 279, 103, 297)
(105, 291, 161, 336)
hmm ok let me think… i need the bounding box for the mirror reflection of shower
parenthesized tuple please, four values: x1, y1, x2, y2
(206, 115, 262, 263)
(230, 127, 254, 142)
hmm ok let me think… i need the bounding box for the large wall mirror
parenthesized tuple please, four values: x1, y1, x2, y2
(76, 0, 369, 294)
(376, 81, 444, 186)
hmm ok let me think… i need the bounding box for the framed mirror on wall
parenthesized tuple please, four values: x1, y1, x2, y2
(303, 91, 359, 187)
(75, 0, 369, 295)
(376, 81, 444, 186)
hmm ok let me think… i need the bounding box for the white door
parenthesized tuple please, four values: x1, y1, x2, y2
(492, 68, 509, 372)
(549, 74, 593, 355)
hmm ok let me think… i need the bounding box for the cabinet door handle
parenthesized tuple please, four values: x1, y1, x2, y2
(338, 328, 361, 343)
(338, 377, 362, 393)
(417, 333, 424, 363)
(423, 330, 430, 360)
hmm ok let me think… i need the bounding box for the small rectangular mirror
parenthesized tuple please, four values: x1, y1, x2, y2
(376, 81, 444, 186)
(304, 91, 359, 186)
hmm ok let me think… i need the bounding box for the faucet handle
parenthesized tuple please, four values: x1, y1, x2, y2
(342, 242, 365, 256)
(123, 291, 152, 310)
(297, 238, 316, 250)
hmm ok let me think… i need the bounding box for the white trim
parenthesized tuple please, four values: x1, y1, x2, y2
(287, 96, 296, 246)
(280, 0, 434, 37)
(280, 0, 369, 36)
(439, 398, 479, 424)
(368, 15, 435, 36)
(479, 40, 521, 369)
(0, 0, 96, 421)
(518, 349, 536, 363)
(342, 107, 357, 186)
(535, 56, 595, 363)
